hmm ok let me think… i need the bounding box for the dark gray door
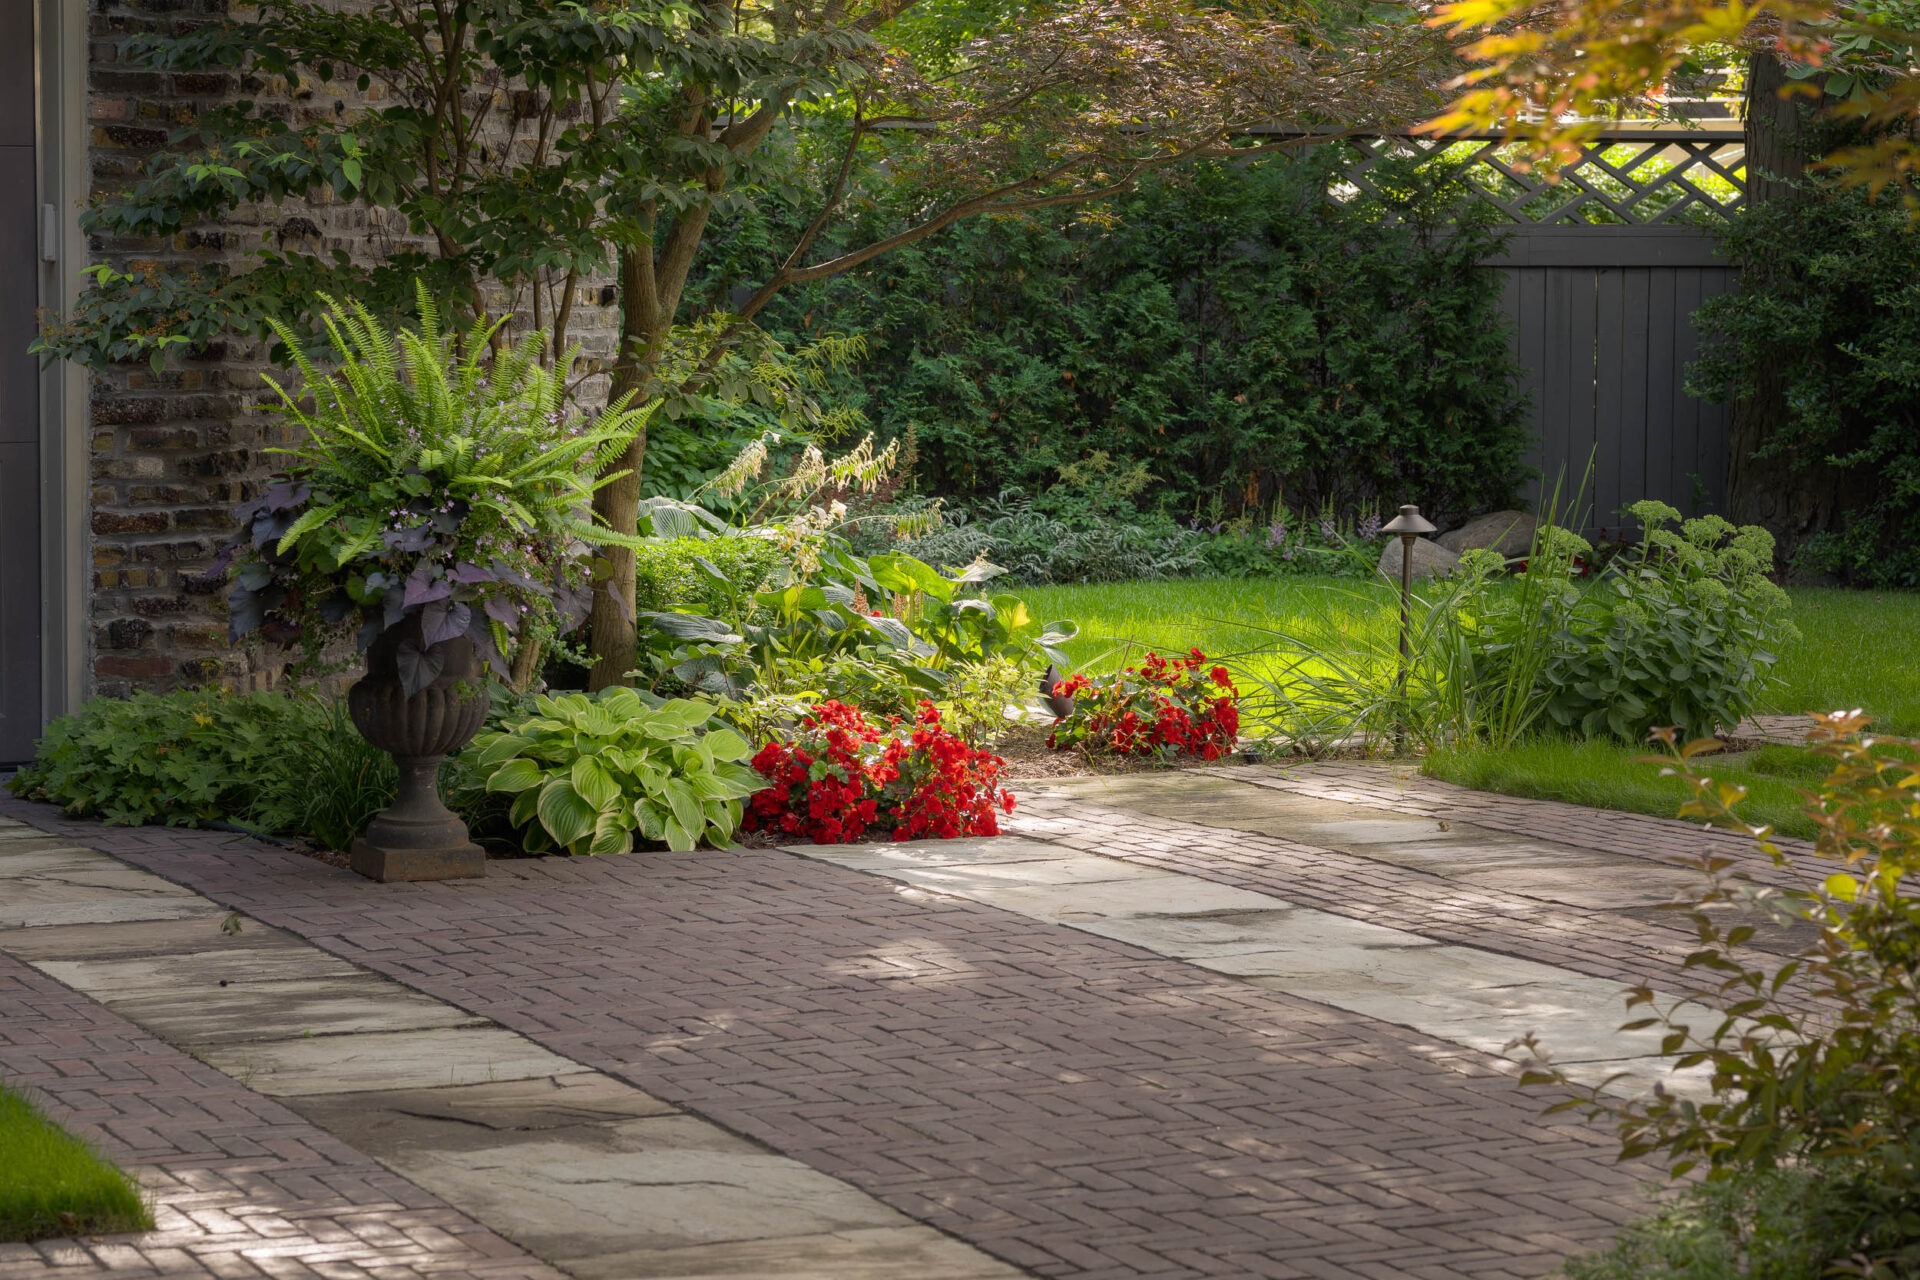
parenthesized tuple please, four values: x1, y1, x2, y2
(1492, 226, 1738, 530)
(0, 0, 40, 763)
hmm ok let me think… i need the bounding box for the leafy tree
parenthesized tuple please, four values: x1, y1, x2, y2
(45, 0, 1456, 685)
(1424, 0, 1920, 206)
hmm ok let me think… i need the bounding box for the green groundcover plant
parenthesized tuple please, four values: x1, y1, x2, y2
(1538, 717, 1920, 1278)
(0, 1083, 151, 1243)
(6, 689, 391, 849)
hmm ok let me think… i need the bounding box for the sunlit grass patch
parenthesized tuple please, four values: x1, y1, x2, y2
(0, 1082, 151, 1243)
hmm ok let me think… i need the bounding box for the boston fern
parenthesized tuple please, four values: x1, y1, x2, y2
(225, 290, 652, 693)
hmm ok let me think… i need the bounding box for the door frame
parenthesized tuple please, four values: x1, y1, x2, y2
(35, 0, 88, 723)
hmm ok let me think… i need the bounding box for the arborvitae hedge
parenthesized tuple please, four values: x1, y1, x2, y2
(681, 147, 1532, 528)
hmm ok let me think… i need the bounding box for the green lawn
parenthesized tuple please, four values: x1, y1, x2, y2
(0, 1083, 150, 1242)
(1770, 586, 1920, 735)
(1023, 574, 1920, 832)
(1024, 575, 1920, 737)
(1022, 575, 1402, 684)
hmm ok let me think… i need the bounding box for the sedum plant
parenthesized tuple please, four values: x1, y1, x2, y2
(1454, 500, 1794, 743)
(225, 289, 653, 693)
(473, 689, 762, 854)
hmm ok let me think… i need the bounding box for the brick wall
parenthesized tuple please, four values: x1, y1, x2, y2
(81, 1, 615, 698)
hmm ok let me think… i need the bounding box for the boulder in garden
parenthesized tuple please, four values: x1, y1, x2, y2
(1437, 510, 1537, 558)
(1377, 537, 1460, 580)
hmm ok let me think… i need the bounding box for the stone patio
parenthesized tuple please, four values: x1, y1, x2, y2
(0, 760, 1799, 1279)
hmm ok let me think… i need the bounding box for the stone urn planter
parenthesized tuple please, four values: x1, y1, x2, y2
(346, 619, 489, 882)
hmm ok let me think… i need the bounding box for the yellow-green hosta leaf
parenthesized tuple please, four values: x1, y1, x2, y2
(536, 777, 596, 848)
(485, 758, 546, 794)
(704, 727, 752, 763)
(714, 762, 764, 793)
(661, 777, 703, 840)
(477, 734, 534, 767)
(587, 813, 633, 857)
(704, 799, 739, 845)
(571, 756, 621, 811)
(633, 798, 668, 843)
(690, 769, 757, 802)
(655, 699, 717, 735)
(663, 817, 696, 853)
(509, 787, 541, 829)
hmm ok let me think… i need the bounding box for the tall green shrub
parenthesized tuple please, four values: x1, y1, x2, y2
(1691, 186, 1920, 586)
(684, 148, 1532, 525)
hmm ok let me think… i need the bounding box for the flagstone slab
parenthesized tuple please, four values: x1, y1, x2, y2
(858, 855, 1182, 893)
(0, 914, 305, 961)
(802, 838, 1070, 869)
(571, 1225, 1029, 1280)
(0, 840, 222, 929)
(33, 945, 367, 998)
(295, 1103, 913, 1259)
(956, 875, 1284, 922)
(289, 1075, 679, 1140)
(96, 975, 489, 1045)
(195, 1025, 591, 1096)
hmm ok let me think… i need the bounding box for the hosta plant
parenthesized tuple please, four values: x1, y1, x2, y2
(473, 688, 761, 854)
(224, 289, 652, 693)
(1048, 650, 1241, 759)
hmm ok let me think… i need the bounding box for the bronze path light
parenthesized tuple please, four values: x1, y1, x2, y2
(1380, 503, 1436, 752)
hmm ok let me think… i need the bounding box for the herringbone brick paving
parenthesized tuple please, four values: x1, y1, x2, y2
(1, 792, 1659, 1280)
(0, 951, 565, 1279)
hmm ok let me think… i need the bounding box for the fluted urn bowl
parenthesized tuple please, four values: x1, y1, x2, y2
(345, 618, 489, 882)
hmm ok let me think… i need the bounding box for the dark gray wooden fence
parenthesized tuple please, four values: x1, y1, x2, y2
(1347, 129, 1746, 530)
(1491, 227, 1739, 529)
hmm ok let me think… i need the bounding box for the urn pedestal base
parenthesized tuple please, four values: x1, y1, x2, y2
(348, 757, 486, 882)
(349, 838, 485, 882)
(347, 623, 491, 884)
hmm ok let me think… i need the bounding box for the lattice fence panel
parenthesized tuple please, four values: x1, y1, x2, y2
(1338, 135, 1746, 226)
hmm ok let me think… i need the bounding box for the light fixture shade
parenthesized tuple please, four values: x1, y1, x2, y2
(1381, 503, 1437, 536)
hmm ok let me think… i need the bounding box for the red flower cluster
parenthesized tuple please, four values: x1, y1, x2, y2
(1047, 648, 1240, 760)
(745, 701, 1015, 844)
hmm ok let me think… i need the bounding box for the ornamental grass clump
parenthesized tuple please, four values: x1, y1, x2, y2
(1047, 649, 1241, 759)
(744, 701, 1016, 844)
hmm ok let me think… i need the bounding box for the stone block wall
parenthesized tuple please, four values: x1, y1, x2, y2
(80, 1, 616, 698)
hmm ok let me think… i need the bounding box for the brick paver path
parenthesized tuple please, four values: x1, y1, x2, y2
(1, 788, 1662, 1280)
(0, 949, 564, 1279)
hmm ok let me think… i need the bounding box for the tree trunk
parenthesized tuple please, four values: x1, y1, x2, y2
(1724, 52, 1847, 568)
